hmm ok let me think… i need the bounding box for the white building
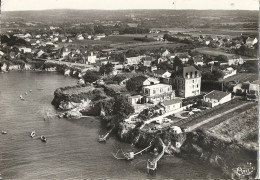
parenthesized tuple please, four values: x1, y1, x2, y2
(142, 84, 175, 103)
(87, 52, 97, 64)
(173, 66, 201, 98)
(203, 90, 231, 107)
(222, 67, 237, 79)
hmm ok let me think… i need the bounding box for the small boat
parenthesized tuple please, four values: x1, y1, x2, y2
(21, 97, 25, 100)
(25, 92, 28, 95)
(29, 90, 32, 92)
(40, 135, 47, 142)
(30, 131, 36, 138)
(2, 131, 7, 134)
(20, 95, 23, 98)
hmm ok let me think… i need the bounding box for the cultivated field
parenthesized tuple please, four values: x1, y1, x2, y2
(194, 47, 256, 59)
(220, 73, 258, 83)
(207, 104, 258, 149)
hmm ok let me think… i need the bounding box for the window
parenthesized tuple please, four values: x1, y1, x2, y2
(190, 72, 193, 77)
(192, 80, 195, 83)
(186, 73, 188, 77)
(197, 84, 199, 88)
(195, 71, 198, 77)
(160, 88, 163, 93)
(153, 90, 156, 94)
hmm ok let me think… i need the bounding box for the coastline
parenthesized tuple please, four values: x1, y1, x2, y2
(1, 66, 257, 178)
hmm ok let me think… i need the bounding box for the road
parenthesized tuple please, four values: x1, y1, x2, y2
(186, 102, 254, 132)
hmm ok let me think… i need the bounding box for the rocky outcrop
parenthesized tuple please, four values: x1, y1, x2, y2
(8, 65, 21, 70)
(64, 69, 70, 76)
(1, 63, 7, 72)
(179, 129, 257, 178)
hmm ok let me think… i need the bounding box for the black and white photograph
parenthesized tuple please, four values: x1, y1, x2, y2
(0, 0, 259, 179)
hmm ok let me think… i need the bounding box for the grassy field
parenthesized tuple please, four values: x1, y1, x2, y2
(194, 47, 256, 60)
(155, 27, 258, 37)
(207, 104, 258, 149)
(220, 73, 258, 83)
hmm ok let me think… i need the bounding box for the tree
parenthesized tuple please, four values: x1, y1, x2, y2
(212, 69, 224, 79)
(113, 75, 127, 84)
(126, 76, 147, 93)
(99, 63, 114, 75)
(215, 55, 228, 62)
(173, 56, 183, 67)
(83, 71, 100, 83)
(113, 96, 134, 116)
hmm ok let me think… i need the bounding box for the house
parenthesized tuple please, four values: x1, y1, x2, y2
(222, 67, 237, 79)
(157, 57, 168, 64)
(246, 37, 258, 47)
(96, 58, 110, 66)
(193, 56, 204, 66)
(151, 66, 158, 72)
(143, 60, 152, 67)
(142, 84, 175, 103)
(178, 54, 190, 63)
(19, 47, 31, 53)
(203, 90, 231, 107)
(125, 56, 145, 65)
(249, 80, 259, 95)
(94, 34, 106, 40)
(87, 52, 97, 64)
(233, 80, 259, 96)
(128, 95, 143, 105)
(161, 98, 182, 112)
(153, 69, 172, 84)
(144, 77, 160, 85)
(153, 70, 171, 79)
(162, 49, 170, 57)
(112, 31, 120, 35)
(172, 66, 201, 98)
(170, 126, 182, 134)
(76, 34, 84, 40)
(227, 56, 244, 66)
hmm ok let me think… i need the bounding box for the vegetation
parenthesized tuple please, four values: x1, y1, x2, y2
(83, 71, 101, 83)
(126, 75, 147, 93)
(99, 63, 114, 75)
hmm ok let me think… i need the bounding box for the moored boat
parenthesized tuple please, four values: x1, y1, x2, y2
(40, 135, 47, 142)
(2, 131, 7, 134)
(31, 131, 36, 138)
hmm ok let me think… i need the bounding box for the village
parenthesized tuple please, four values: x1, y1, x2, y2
(0, 10, 259, 176)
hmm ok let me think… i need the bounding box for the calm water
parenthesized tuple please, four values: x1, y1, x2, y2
(0, 71, 224, 179)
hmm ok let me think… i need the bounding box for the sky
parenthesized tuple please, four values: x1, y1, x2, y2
(1, 0, 259, 11)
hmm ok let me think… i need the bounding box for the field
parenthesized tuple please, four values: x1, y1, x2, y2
(194, 47, 256, 59)
(220, 73, 258, 83)
(207, 104, 258, 149)
(155, 27, 258, 37)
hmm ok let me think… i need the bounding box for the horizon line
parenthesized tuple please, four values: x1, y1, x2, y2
(2, 8, 258, 12)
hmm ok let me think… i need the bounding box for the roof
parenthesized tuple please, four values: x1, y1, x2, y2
(204, 90, 231, 101)
(193, 57, 204, 62)
(153, 104, 165, 110)
(162, 98, 182, 106)
(143, 83, 171, 90)
(251, 80, 259, 85)
(173, 66, 201, 78)
(153, 69, 169, 75)
(129, 95, 143, 99)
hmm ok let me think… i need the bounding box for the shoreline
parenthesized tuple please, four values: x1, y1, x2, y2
(1, 68, 257, 178)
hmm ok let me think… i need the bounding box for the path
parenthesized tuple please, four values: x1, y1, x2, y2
(186, 102, 254, 132)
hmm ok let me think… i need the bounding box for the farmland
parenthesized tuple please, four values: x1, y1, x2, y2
(194, 47, 257, 60)
(207, 104, 258, 149)
(220, 73, 258, 83)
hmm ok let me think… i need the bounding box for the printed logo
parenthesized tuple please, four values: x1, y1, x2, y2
(231, 162, 255, 179)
